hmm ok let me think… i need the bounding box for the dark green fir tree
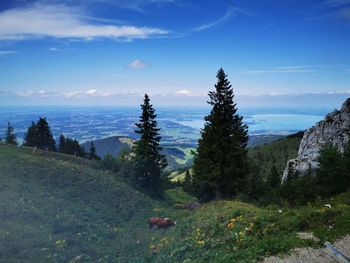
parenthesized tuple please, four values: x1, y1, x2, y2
(5, 122, 18, 145)
(192, 68, 249, 201)
(35, 117, 56, 151)
(343, 140, 350, 187)
(88, 141, 100, 160)
(316, 144, 348, 197)
(23, 121, 38, 147)
(58, 134, 66, 153)
(58, 134, 85, 157)
(266, 165, 281, 189)
(132, 94, 167, 196)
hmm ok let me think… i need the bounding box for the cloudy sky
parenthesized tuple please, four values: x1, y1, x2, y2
(0, 0, 349, 107)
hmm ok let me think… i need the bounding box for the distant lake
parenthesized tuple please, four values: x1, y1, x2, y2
(177, 114, 324, 135)
(247, 114, 324, 134)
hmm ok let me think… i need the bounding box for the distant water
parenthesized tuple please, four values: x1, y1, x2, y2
(177, 114, 324, 135)
(0, 106, 326, 143)
(246, 114, 324, 134)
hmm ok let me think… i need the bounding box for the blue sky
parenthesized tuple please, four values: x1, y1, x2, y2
(0, 0, 349, 107)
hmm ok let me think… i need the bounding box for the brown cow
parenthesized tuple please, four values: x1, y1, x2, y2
(147, 217, 176, 229)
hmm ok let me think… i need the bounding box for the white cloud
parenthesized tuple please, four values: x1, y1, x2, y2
(85, 89, 97, 95)
(0, 4, 168, 41)
(101, 92, 113, 97)
(15, 90, 60, 98)
(64, 91, 80, 98)
(191, 6, 253, 32)
(17, 90, 35, 98)
(0, 50, 17, 55)
(48, 47, 60, 51)
(1, 89, 349, 108)
(175, 89, 193, 95)
(127, 59, 148, 69)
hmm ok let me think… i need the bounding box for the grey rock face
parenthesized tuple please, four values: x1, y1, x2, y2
(282, 98, 350, 182)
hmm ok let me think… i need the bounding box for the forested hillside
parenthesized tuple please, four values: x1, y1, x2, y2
(248, 132, 304, 181)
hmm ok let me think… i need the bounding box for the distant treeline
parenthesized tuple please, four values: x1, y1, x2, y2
(1, 118, 100, 160)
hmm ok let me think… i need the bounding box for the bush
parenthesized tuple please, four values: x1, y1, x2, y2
(279, 175, 317, 206)
(316, 144, 350, 197)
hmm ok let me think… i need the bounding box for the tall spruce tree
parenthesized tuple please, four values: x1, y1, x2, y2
(5, 122, 18, 145)
(192, 68, 249, 200)
(132, 94, 167, 196)
(34, 117, 56, 151)
(23, 119, 56, 151)
(24, 121, 38, 147)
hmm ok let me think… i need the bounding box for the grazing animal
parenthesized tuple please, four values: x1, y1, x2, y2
(147, 217, 176, 229)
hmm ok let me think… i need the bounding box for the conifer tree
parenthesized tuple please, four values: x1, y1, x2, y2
(316, 145, 348, 197)
(35, 117, 56, 151)
(24, 121, 38, 147)
(88, 141, 99, 160)
(70, 138, 85, 157)
(58, 134, 66, 153)
(5, 122, 18, 145)
(132, 94, 167, 196)
(266, 165, 281, 189)
(58, 134, 85, 157)
(192, 68, 249, 200)
(343, 140, 350, 186)
(183, 170, 192, 193)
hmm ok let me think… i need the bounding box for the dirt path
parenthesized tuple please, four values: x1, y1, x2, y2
(262, 235, 350, 263)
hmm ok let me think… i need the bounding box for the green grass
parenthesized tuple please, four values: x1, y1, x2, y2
(164, 146, 195, 171)
(154, 194, 350, 262)
(165, 187, 197, 205)
(0, 144, 167, 262)
(1, 143, 350, 263)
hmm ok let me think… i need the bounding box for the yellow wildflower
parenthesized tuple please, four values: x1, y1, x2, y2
(227, 222, 235, 229)
(149, 245, 156, 249)
(55, 239, 67, 249)
(319, 208, 326, 213)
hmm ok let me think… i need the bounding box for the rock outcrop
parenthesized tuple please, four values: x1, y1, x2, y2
(282, 98, 350, 182)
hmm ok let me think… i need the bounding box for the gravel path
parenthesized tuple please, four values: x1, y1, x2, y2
(262, 235, 350, 263)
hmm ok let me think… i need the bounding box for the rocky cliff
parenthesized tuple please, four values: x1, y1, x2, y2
(282, 98, 350, 182)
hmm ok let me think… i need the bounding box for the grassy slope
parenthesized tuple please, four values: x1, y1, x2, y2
(1, 143, 350, 263)
(248, 133, 303, 180)
(155, 193, 350, 262)
(0, 144, 184, 263)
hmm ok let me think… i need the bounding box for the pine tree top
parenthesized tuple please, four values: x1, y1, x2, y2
(5, 122, 17, 145)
